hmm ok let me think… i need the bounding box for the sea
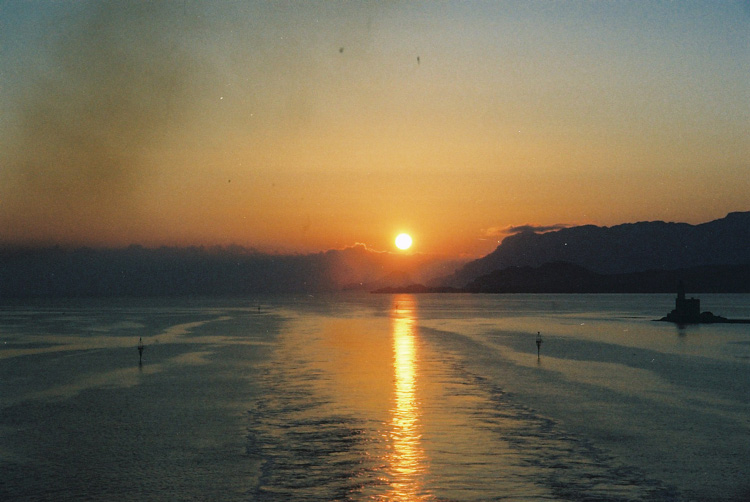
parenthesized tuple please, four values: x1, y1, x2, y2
(0, 293, 748, 501)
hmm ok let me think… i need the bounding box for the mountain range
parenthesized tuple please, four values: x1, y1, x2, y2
(443, 211, 750, 289)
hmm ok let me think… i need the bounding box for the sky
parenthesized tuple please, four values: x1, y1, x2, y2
(1, 1, 748, 258)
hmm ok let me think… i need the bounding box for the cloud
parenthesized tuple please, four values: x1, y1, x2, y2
(0, 244, 465, 297)
(483, 223, 570, 237)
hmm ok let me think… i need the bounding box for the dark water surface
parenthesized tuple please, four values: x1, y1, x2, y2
(1, 294, 748, 501)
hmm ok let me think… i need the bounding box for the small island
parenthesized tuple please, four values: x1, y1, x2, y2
(659, 282, 750, 324)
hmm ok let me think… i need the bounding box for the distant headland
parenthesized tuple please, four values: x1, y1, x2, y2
(442, 211, 750, 289)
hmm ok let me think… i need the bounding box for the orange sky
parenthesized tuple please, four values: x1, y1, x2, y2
(1, 2, 748, 258)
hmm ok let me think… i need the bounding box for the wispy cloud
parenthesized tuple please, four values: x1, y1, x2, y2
(483, 223, 570, 238)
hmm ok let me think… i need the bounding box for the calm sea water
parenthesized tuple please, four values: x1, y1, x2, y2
(1, 293, 748, 501)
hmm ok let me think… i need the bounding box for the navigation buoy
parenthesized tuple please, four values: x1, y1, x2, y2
(536, 332, 543, 360)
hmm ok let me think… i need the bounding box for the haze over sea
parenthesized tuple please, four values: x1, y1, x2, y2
(1, 293, 748, 501)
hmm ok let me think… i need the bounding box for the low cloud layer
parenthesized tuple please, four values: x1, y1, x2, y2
(0, 244, 463, 297)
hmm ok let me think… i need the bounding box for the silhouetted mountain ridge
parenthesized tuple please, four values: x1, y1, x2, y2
(447, 211, 750, 287)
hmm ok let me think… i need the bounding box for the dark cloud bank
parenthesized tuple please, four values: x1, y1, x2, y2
(0, 244, 460, 298)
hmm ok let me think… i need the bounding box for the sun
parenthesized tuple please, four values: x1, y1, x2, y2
(395, 233, 412, 250)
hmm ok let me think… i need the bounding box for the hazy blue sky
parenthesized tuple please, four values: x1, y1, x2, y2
(1, 1, 748, 257)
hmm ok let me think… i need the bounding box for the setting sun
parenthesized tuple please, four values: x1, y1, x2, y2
(395, 233, 412, 250)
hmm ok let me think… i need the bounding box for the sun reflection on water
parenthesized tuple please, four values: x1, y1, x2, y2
(386, 295, 431, 501)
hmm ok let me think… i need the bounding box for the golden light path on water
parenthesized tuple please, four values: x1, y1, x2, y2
(386, 295, 432, 501)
